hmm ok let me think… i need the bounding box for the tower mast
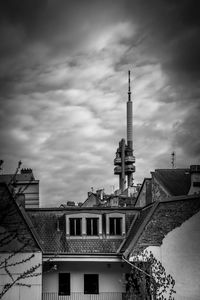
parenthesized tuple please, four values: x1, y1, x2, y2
(114, 70, 135, 192)
(127, 70, 133, 150)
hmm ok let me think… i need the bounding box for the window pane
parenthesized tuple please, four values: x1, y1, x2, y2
(86, 218, 98, 236)
(70, 218, 82, 236)
(93, 218, 98, 235)
(109, 218, 115, 235)
(86, 218, 92, 235)
(76, 219, 81, 235)
(59, 273, 70, 295)
(84, 274, 99, 294)
(116, 218, 122, 235)
(70, 219, 75, 236)
(109, 218, 122, 235)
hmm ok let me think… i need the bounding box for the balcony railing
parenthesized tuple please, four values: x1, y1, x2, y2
(42, 292, 125, 300)
(114, 157, 122, 165)
(125, 156, 135, 163)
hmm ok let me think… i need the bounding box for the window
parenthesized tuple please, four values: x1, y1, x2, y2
(69, 218, 82, 236)
(86, 218, 98, 235)
(109, 218, 122, 235)
(59, 273, 70, 295)
(84, 274, 99, 294)
(193, 182, 200, 187)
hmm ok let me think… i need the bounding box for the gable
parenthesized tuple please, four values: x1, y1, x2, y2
(81, 194, 99, 207)
(135, 178, 152, 207)
(153, 169, 191, 196)
(152, 175, 171, 201)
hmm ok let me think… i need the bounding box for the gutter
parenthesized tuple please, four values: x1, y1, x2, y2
(43, 253, 123, 262)
(122, 256, 153, 279)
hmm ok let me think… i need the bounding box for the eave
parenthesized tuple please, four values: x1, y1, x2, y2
(43, 253, 123, 262)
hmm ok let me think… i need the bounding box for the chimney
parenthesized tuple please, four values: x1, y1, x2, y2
(96, 189, 104, 200)
(21, 168, 33, 174)
(188, 165, 200, 195)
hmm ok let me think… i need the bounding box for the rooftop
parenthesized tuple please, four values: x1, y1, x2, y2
(152, 168, 191, 196)
(27, 207, 138, 255)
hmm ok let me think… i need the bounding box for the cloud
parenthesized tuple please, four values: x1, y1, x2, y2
(0, 0, 199, 206)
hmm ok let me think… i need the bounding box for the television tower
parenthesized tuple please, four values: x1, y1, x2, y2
(114, 71, 135, 192)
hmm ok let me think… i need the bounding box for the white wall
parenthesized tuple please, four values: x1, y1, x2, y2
(0, 252, 42, 300)
(43, 261, 130, 294)
(147, 211, 200, 300)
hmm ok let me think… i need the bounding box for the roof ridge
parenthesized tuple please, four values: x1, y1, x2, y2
(121, 202, 159, 259)
(155, 168, 189, 171)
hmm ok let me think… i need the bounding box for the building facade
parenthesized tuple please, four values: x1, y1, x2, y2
(27, 206, 141, 300)
(0, 183, 42, 300)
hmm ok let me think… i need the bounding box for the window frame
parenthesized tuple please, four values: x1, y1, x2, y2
(86, 218, 99, 236)
(109, 217, 122, 235)
(106, 212, 126, 237)
(193, 181, 200, 187)
(58, 273, 70, 296)
(69, 218, 82, 236)
(84, 274, 99, 294)
(65, 213, 102, 238)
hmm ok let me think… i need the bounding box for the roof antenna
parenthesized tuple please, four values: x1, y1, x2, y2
(0, 160, 4, 175)
(171, 151, 176, 169)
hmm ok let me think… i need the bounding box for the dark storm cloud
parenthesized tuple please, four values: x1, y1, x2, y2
(124, 0, 200, 165)
(0, 0, 200, 205)
(124, 0, 200, 82)
(0, 0, 45, 24)
(172, 103, 200, 157)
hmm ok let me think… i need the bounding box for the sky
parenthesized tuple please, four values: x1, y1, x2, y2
(0, 0, 200, 207)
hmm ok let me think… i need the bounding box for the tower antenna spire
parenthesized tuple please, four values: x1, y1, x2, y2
(128, 70, 131, 102)
(114, 70, 135, 191)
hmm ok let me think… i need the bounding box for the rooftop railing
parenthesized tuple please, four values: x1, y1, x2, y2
(42, 292, 125, 300)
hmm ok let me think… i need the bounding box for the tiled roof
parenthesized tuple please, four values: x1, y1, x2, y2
(65, 239, 122, 254)
(27, 212, 66, 252)
(27, 209, 138, 255)
(124, 195, 200, 257)
(119, 204, 154, 254)
(153, 168, 191, 196)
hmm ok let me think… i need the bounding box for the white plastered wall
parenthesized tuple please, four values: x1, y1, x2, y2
(146, 211, 200, 300)
(0, 252, 42, 300)
(43, 261, 130, 294)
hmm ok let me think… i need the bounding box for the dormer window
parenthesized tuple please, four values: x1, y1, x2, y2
(86, 218, 98, 236)
(106, 212, 125, 237)
(66, 213, 102, 238)
(69, 218, 82, 236)
(109, 218, 122, 235)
